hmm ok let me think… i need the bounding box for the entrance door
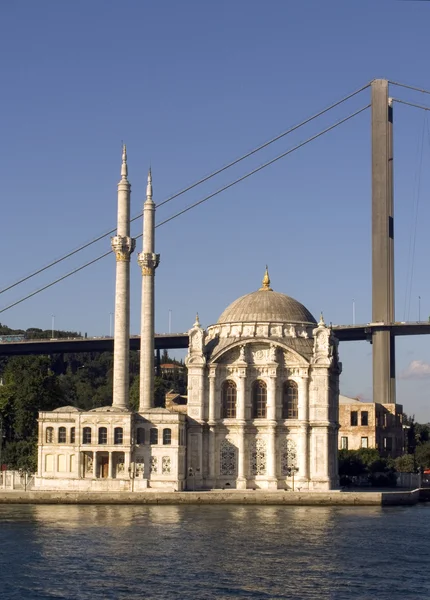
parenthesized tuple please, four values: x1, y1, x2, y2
(100, 456, 109, 479)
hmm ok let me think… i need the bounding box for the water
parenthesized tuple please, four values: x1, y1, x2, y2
(0, 504, 429, 600)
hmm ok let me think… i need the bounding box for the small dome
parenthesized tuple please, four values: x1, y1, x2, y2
(217, 269, 316, 325)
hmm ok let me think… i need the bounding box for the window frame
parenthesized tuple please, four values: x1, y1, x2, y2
(58, 427, 67, 444)
(221, 380, 237, 419)
(114, 427, 124, 445)
(252, 380, 267, 419)
(350, 411, 358, 426)
(150, 428, 158, 445)
(341, 436, 348, 450)
(70, 427, 75, 444)
(163, 428, 172, 445)
(361, 411, 369, 427)
(136, 427, 145, 445)
(282, 381, 298, 419)
(82, 427, 92, 444)
(98, 427, 108, 445)
(46, 427, 54, 444)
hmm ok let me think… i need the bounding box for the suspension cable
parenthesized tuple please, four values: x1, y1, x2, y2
(0, 104, 370, 315)
(392, 98, 430, 112)
(0, 82, 371, 297)
(389, 81, 430, 96)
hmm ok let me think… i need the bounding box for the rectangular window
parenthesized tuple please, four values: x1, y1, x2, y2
(361, 437, 368, 448)
(361, 411, 368, 426)
(136, 428, 145, 445)
(384, 437, 393, 451)
(83, 427, 92, 444)
(150, 428, 158, 445)
(350, 411, 358, 426)
(341, 437, 348, 450)
(70, 427, 75, 444)
(114, 428, 123, 445)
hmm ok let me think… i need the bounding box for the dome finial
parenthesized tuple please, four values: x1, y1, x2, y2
(319, 312, 325, 326)
(259, 265, 273, 291)
(194, 313, 200, 327)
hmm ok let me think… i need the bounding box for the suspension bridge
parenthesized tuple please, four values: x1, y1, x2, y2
(1, 78, 430, 405)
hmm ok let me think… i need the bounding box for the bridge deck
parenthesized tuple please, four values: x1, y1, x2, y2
(0, 323, 429, 355)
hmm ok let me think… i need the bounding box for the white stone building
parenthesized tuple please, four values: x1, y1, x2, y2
(35, 149, 341, 492)
(185, 270, 341, 491)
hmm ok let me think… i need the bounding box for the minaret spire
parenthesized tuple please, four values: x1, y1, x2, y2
(146, 167, 152, 199)
(138, 167, 160, 411)
(111, 145, 135, 409)
(121, 143, 128, 181)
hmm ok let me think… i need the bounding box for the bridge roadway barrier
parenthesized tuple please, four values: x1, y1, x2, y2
(0, 489, 422, 506)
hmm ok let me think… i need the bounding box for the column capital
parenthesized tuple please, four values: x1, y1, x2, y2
(138, 251, 160, 275)
(111, 235, 136, 262)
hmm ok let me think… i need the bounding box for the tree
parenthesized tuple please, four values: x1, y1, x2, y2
(415, 442, 430, 470)
(394, 454, 415, 473)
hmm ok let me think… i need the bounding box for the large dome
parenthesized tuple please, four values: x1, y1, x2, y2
(217, 269, 316, 325)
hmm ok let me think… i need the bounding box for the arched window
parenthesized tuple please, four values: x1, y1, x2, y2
(82, 427, 92, 444)
(70, 427, 75, 443)
(46, 427, 54, 443)
(58, 427, 66, 443)
(163, 428, 172, 445)
(221, 380, 237, 418)
(98, 427, 107, 444)
(283, 381, 298, 419)
(136, 428, 145, 445)
(252, 380, 267, 418)
(150, 428, 158, 445)
(114, 428, 123, 444)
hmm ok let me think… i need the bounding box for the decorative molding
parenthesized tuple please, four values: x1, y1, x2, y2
(111, 235, 136, 262)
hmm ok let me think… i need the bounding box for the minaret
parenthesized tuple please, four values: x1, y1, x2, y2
(138, 169, 160, 410)
(110, 145, 135, 409)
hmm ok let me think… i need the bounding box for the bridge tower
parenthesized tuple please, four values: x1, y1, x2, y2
(138, 169, 160, 410)
(110, 145, 135, 409)
(371, 79, 395, 404)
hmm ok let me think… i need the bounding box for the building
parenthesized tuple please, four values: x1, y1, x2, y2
(338, 395, 404, 456)
(35, 148, 341, 492)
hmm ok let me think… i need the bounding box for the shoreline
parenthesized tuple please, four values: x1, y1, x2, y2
(0, 488, 427, 506)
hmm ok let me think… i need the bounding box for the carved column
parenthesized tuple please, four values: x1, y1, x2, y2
(297, 375, 309, 481)
(108, 451, 113, 479)
(92, 452, 97, 478)
(267, 376, 277, 489)
(237, 369, 247, 489)
(208, 368, 216, 482)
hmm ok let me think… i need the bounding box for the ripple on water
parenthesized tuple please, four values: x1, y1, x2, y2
(0, 504, 429, 599)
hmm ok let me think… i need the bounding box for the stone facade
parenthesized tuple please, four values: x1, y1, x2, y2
(35, 406, 187, 491)
(338, 395, 404, 456)
(185, 291, 341, 491)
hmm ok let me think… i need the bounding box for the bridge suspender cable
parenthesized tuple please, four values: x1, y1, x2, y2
(0, 82, 371, 297)
(0, 104, 370, 315)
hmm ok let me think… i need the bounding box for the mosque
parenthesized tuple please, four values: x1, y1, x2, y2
(35, 148, 341, 492)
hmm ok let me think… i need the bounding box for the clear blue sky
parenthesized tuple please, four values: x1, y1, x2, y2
(1, 0, 430, 419)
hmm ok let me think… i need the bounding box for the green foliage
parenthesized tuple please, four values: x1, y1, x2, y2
(2, 439, 37, 472)
(0, 324, 187, 472)
(338, 450, 366, 477)
(394, 453, 416, 473)
(339, 449, 396, 487)
(415, 442, 430, 470)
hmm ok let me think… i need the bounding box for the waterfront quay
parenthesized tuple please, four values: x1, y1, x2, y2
(0, 488, 427, 506)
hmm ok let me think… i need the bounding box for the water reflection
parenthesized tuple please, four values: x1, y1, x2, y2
(0, 505, 429, 599)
